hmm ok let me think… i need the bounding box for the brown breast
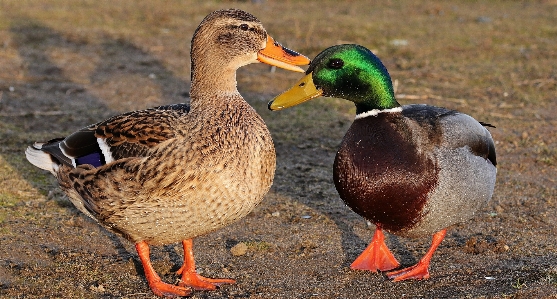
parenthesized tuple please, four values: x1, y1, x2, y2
(333, 112, 439, 234)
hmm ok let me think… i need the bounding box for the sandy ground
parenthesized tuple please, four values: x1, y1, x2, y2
(0, 1, 556, 298)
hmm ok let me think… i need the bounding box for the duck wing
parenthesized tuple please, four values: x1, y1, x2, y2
(37, 103, 190, 168)
(402, 104, 496, 166)
(31, 104, 191, 225)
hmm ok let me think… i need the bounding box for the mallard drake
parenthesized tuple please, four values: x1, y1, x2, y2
(25, 9, 309, 298)
(268, 44, 496, 281)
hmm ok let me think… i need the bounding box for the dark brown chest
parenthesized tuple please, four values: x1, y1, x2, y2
(333, 113, 439, 233)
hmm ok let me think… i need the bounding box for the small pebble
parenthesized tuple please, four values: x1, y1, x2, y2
(90, 284, 106, 292)
(230, 242, 248, 256)
(271, 211, 280, 217)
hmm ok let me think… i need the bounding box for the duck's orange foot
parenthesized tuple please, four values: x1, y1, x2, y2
(148, 279, 192, 298)
(387, 261, 430, 282)
(351, 244, 400, 272)
(176, 239, 235, 291)
(351, 227, 400, 272)
(177, 267, 235, 291)
(136, 241, 193, 298)
(387, 229, 446, 282)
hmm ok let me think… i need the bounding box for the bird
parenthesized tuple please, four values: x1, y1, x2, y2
(25, 8, 310, 298)
(268, 44, 496, 281)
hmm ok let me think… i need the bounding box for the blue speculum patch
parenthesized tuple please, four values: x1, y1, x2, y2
(76, 152, 105, 167)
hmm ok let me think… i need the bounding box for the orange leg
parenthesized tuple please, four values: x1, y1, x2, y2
(135, 241, 191, 298)
(387, 229, 447, 281)
(176, 239, 235, 290)
(351, 225, 400, 272)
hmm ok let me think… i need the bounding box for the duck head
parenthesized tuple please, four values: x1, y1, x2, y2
(268, 44, 400, 114)
(191, 9, 309, 75)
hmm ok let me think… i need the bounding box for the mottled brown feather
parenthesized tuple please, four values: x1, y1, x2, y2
(42, 9, 277, 245)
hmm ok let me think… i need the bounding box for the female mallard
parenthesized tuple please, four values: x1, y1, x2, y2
(25, 9, 309, 298)
(268, 44, 496, 281)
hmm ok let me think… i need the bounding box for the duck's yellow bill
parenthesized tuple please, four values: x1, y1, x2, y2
(268, 73, 323, 111)
(257, 35, 310, 73)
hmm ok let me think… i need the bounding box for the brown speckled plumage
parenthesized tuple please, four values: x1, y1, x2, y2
(26, 9, 309, 297)
(58, 96, 274, 245)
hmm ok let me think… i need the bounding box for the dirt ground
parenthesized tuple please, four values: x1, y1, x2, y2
(1, 1, 556, 298)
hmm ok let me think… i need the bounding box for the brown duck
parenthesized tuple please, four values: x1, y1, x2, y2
(25, 9, 310, 298)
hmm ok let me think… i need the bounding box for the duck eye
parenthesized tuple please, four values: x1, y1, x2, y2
(328, 58, 344, 69)
(240, 24, 249, 31)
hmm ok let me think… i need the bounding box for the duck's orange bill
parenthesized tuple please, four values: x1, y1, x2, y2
(268, 72, 323, 111)
(257, 35, 310, 73)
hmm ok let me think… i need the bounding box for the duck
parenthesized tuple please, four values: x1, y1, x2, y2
(268, 44, 496, 281)
(25, 8, 310, 298)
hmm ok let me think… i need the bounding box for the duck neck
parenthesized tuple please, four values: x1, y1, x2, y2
(354, 90, 400, 115)
(190, 58, 239, 99)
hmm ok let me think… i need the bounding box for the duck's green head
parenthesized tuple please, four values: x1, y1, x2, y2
(268, 44, 400, 114)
